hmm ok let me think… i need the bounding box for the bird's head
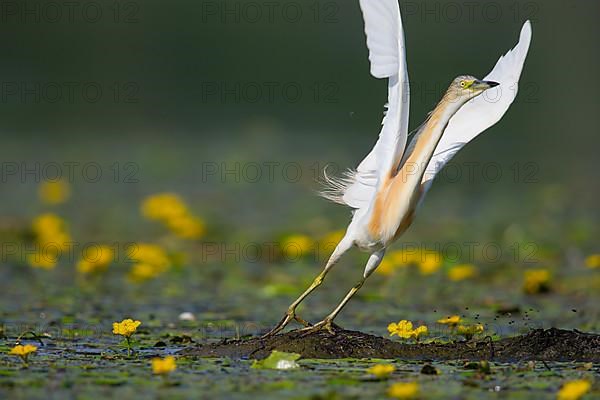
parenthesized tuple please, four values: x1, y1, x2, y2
(446, 75, 499, 104)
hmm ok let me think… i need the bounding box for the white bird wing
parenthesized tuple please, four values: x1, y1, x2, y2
(341, 0, 410, 209)
(422, 21, 533, 190)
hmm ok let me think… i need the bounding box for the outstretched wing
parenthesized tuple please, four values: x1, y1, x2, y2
(323, 0, 409, 209)
(421, 21, 533, 189)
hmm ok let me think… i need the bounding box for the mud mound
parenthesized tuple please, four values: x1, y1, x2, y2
(182, 327, 600, 362)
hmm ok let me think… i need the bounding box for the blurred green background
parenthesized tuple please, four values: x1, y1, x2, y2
(0, 0, 598, 322)
(0, 0, 598, 224)
(0, 2, 599, 398)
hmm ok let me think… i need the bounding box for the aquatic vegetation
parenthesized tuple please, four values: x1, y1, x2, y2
(464, 360, 492, 374)
(417, 250, 443, 275)
(447, 264, 477, 281)
(28, 213, 72, 269)
(377, 258, 400, 276)
(376, 249, 442, 276)
(280, 234, 314, 259)
(112, 319, 141, 356)
(387, 381, 419, 399)
(388, 320, 428, 341)
(9, 344, 37, 367)
(152, 356, 177, 375)
(523, 268, 552, 294)
(77, 245, 114, 274)
(456, 324, 484, 340)
(141, 192, 205, 239)
(584, 254, 600, 269)
(127, 243, 171, 282)
(165, 214, 205, 239)
(437, 315, 461, 328)
(38, 179, 70, 205)
(318, 229, 345, 257)
(251, 351, 301, 370)
(141, 192, 188, 221)
(367, 363, 395, 379)
(557, 380, 591, 400)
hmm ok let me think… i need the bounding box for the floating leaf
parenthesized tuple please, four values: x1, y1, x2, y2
(251, 350, 301, 370)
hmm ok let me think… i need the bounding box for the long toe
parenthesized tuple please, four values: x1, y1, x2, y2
(294, 315, 312, 327)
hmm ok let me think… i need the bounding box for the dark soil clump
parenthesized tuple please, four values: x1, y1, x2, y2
(182, 327, 600, 362)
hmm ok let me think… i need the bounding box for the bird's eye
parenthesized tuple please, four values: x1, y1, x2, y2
(460, 81, 466, 88)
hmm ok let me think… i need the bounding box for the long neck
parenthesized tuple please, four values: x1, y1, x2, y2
(396, 95, 464, 183)
(370, 94, 467, 243)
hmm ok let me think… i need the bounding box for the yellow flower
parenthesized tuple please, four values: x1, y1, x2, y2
(418, 251, 443, 275)
(523, 269, 551, 294)
(10, 344, 37, 357)
(29, 213, 72, 269)
(388, 320, 413, 338)
(127, 243, 171, 282)
(141, 193, 188, 222)
(367, 363, 395, 378)
(318, 230, 345, 257)
(456, 324, 484, 340)
(380, 249, 443, 275)
(375, 250, 415, 276)
(390, 249, 420, 265)
(281, 234, 314, 259)
(166, 214, 205, 239)
(32, 213, 65, 238)
(557, 380, 591, 400)
(38, 179, 70, 205)
(152, 356, 177, 375)
(584, 254, 600, 269)
(27, 253, 58, 270)
(141, 193, 205, 240)
(413, 325, 428, 338)
(376, 258, 397, 276)
(10, 344, 37, 365)
(112, 319, 141, 337)
(437, 315, 461, 327)
(388, 320, 428, 340)
(447, 264, 477, 281)
(129, 243, 170, 267)
(77, 245, 114, 274)
(387, 382, 419, 399)
(128, 263, 162, 282)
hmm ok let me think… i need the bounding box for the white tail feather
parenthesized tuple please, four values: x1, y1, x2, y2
(318, 165, 358, 206)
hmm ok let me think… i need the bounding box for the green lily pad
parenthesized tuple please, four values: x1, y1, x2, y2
(251, 351, 301, 370)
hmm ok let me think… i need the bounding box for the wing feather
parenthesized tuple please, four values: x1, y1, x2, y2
(422, 21, 533, 189)
(333, 0, 409, 209)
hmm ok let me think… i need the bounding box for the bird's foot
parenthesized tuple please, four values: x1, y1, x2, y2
(261, 309, 311, 339)
(293, 314, 312, 328)
(298, 318, 336, 337)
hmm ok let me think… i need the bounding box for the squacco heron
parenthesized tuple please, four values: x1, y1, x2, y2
(263, 0, 532, 337)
